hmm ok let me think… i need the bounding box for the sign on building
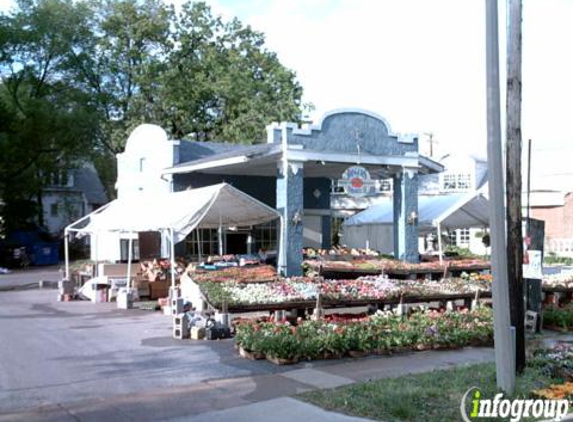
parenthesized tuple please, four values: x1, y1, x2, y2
(338, 166, 376, 197)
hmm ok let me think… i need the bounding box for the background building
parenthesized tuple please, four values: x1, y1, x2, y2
(530, 190, 573, 257)
(43, 163, 108, 236)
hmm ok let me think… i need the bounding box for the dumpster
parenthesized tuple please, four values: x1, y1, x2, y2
(30, 242, 59, 266)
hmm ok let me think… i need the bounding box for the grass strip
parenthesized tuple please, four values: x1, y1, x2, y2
(298, 362, 556, 422)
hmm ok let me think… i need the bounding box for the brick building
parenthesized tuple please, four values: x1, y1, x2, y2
(530, 190, 573, 256)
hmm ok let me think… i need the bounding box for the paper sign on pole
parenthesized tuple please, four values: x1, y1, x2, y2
(523, 250, 542, 280)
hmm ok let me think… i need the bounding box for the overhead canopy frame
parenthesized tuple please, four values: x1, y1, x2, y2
(64, 183, 280, 288)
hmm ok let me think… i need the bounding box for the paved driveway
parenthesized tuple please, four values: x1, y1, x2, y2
(0, 290, 295, 413)
(0, 266, 62, 289)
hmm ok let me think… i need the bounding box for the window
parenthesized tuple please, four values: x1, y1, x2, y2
(449, 230, 457, 245)
(443, 174, 457, 191)
(186, 229, 219, 258)
(50, 203, 58, 217)
(252, 221, 278, 251)
(45, 170, 73, 187)
(331, 178, 393, 194)
(449, 228, 471, 246)
(441, 172, 473, 192)
(458, 228, 470, 245)
(378, 179, 393, 192)
(139, 158, 146, 172)
(120, 239, 140, 262)
(185, 222, 278, 259)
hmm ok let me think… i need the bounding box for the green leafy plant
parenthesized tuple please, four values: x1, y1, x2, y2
(543, 304, 573, 330)
(234, 308, 494, 362)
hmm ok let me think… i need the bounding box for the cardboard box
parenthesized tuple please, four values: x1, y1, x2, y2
(149, 280, 168, 299)
(191, 327, 205, 340)
(132, 278, 150, 298)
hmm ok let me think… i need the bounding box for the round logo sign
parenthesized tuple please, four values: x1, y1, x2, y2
(340, 166, 374, 197)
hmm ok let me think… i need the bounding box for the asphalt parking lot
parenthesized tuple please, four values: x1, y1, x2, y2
(0, 266, 62, 289)
(0, 288, 297, 414)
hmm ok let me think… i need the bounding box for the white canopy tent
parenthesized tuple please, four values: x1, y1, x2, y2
(65, 183, 280, 290)
(343, 192, 490, 262)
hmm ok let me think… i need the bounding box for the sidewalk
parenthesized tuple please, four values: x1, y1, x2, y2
(0, 347, 494, 422)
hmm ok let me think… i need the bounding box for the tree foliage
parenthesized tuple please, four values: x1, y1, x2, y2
(0, 0, 306, 235)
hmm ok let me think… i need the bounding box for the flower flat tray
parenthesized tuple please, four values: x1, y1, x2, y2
(206, 291, 493, 313)
(317, 265, 491, 280)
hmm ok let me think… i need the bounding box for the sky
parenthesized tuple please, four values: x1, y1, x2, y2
(206, 0, 573, 191)
(1, 0, 572, 190)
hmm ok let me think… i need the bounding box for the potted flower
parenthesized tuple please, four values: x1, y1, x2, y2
(235, 322, 265, 360)
(263, 322, 301, 365)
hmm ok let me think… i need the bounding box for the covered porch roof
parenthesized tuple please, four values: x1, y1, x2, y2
(162, 143, 444, 178)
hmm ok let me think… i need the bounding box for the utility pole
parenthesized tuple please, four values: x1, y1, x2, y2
(506, 0, 525, 374)
(424, 132, 438, 157)
(526, 138, 532, 238)
(486, 0, 515, 393)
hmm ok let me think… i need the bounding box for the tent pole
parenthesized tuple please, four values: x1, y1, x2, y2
(94, 233, 99, 277)
(170, 228, 176, 291)
(198, 229, 202, 262)
(437, 223, 443, 265)
(218, 215, 223, 256)
(127, 235, 133, 290)
(64, 229, 70, 281)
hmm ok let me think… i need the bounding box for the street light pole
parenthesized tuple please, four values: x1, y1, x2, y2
(485, 0, 516, 393)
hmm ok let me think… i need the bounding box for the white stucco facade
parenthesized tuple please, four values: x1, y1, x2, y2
(115, 124, 177, 199)
(91, 124, 178, 262)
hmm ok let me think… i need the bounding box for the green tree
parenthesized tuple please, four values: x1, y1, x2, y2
(160, 2, 305, 143)
(68, 0, 173, 153)
(0, 0, 98, 234)
(0, 0, 307, 235)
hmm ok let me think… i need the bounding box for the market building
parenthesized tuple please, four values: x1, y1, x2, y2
(97, 109, 444, 275)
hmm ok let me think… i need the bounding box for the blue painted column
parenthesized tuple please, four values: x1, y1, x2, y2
(277, 160, 304, 276)
(393, 169, 419, 263)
